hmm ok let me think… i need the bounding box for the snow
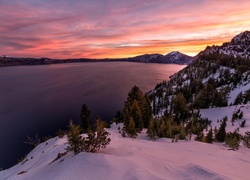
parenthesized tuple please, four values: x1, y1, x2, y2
(1, 108, 250, 180)
(228, 82, 250, 105)
(200, 104, 250, 134)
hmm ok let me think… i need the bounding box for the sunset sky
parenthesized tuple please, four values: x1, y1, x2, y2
(0, 0, 250, 59)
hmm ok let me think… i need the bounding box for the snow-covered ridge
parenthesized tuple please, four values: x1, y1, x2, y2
(200, 31, 250, 59)
(149, 31, 250, 116)
(130, 51, 193, 65)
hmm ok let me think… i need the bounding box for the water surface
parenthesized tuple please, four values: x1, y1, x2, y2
(0, 62, 185, 169)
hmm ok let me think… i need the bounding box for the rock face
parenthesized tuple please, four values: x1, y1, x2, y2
(198, 31, 250, 60)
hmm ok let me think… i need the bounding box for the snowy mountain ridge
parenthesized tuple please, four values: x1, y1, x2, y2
(149, 31, 250, 117)
(199, 31, 250, 59)
(128, 51, 193, 64)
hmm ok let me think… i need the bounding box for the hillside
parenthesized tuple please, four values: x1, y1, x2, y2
(1, 105, 250, 180)
(149, 31, 250, 117)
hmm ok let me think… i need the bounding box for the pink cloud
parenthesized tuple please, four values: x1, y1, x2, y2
(0, 0, 250, 58)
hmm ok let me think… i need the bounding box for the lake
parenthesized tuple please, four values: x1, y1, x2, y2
(0, 62, 185, 169)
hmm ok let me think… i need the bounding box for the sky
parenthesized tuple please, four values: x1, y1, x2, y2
(0, 0, 250, 59)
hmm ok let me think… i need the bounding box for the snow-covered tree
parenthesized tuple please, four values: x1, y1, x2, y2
(66, 120, 83, 154)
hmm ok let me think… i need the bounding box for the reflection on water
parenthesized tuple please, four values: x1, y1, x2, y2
(0, 62, 185, 169)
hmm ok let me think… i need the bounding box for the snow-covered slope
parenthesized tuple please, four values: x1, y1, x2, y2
(1, 106, 250, 180)
(199, 31, 250, 59)
(200, 104, 250, 134)
(149, 31, 250, 116)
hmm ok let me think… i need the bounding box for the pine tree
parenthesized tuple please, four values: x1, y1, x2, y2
(82, 116, 111, 153)
(142, 95, 152, 128)
(80, 104, 91, 133)
(242, 131, 250, 148)
(195, 131, 204, 142)
(66, 120, 83, 154)
(172, 93, 189, 122)
(158, 119, 166, 138)
(213, 126, 218, 141)
(126, 85, 144, 106)
(122, 85, 150, 136)
(147, 118, 157, 140)
(126, 117, 137, 138)
(179, 122, 186, 140)
(205, 127, 213, 143)
(215, 116, 227, 142)
(113, 110, 123, 124)
(225, 128, 241, 150)
(131, 100, 143, 132)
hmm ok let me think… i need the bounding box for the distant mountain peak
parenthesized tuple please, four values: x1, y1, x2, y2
(168, 51, 181, 55)
(126, 51, 193, 64)
(164, 51, 193, 64)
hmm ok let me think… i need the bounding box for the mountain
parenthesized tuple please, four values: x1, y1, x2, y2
(164, 51, 193, 64)
(0, 51, 193, 67)
(198, 30, 250, 59)
(126, 51, 193, 64)
(149, 31, 250, 117)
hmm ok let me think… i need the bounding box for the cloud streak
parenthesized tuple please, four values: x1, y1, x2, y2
(0, 0, 250, 58)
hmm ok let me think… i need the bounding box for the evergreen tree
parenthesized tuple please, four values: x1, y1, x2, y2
(147, 118, 157, 140)
(205, 128, 213, 143)
(158, 119, 167, 138)
(66, 120, 83, 154)
(82, 116, 111, 153)
(80, 104, 91, 133)
(142, 95, 153, 128)
(125, 85, 144, 108)
(172, 93, 189, 122)
(215, 116, 227, 142)
(122, 85, 152, 136)
(131, 100, 143, 132)
(179, 122, 186, 140)
(242, 131, 250, 148)
(126, 117, 137, 138)
(214, 126, 218, 142)
(123, 107, 131, 128)
(185, 116, 196, 134)
(195, 131, 204, 142)
(225, 128, 241, 150)
(113, 110, 123, 124)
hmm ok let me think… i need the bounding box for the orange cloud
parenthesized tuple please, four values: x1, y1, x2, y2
(0, 0, 250, 59)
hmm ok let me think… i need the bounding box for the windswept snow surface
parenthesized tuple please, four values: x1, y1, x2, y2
(228, 83, 250, 105)
(200, 104, 250, 134)
(1, 108, 250, 180)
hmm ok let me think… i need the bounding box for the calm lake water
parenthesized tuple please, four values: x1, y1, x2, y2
(0, 62, 185, 169)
